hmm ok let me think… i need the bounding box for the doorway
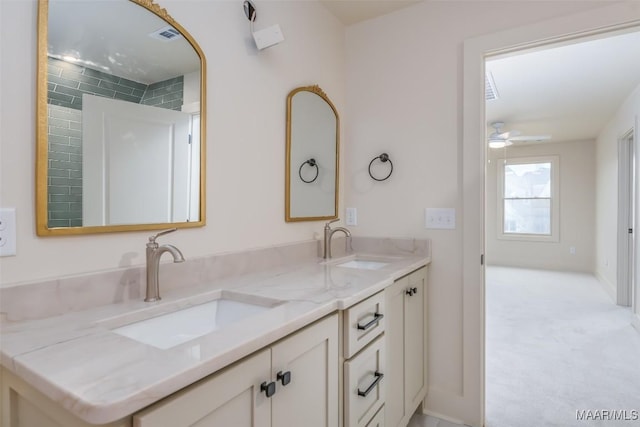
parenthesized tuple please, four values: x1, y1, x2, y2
(461, 5, 640, 427)
(482, 33, 640, 426)
(481, 22, 640, 427)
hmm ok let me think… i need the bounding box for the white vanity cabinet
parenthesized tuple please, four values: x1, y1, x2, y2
(384, 266, 428, 427)
(134, 313, 339, 427)
(0, 262, 430, 427)
(0, 313, 338, 427)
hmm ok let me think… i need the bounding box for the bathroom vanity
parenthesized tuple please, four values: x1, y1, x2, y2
(0, 238, 430, 427)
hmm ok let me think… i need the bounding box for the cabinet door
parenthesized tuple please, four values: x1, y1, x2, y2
(271, 314, 339, 427)
(133, 349, 271, 427)
(404, 267, 428, 415)
(384, 276, 408, 427)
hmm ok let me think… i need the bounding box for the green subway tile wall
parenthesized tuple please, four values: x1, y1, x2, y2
(45, 57, 184, 227)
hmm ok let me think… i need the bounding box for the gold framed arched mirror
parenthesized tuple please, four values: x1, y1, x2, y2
(36, 0, 206, 236)
(285, 85, 339, 222)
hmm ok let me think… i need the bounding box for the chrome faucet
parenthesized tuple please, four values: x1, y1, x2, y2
(145, 228, 185, 302)
(323, 219, 352, 259)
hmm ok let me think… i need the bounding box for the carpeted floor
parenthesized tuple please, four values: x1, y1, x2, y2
(407, 266, 640, 427)
(485, 267, 640, 427)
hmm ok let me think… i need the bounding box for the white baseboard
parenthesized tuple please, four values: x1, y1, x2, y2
(421, 408, 468, 426)
(595, 271, 616, 303)
(632, 314, 640, 334)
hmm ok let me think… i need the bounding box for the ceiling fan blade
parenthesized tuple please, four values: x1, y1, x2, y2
(488, 132, 504, 141)
(508, 135, 552, 142)
(501, 130, 521, 139)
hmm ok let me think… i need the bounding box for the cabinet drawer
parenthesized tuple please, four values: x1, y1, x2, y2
(344, 291, 386, 359)
(365, 406, 385, 427)
(344, 336, 386, 427)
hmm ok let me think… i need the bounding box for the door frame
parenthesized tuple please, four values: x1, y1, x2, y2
(618, 129, 636, 307)
(462, 4, 640, 426)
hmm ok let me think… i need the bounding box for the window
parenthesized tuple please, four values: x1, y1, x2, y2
(497, 156, 559, 242)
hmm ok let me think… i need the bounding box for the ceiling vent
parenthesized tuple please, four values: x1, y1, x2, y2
(149, 26, 182, 42)
(485, 72, 499, 101)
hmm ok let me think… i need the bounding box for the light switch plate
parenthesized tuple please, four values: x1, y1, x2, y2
(345, 208, 357, 226)
(0, 208, 17, 256)
(425, 208, 456, 230)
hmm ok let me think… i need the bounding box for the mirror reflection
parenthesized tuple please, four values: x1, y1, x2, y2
(285, 86, 339, 222)
(37, 0, 206, 235)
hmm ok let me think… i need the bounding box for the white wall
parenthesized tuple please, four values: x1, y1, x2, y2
(595, 84, 640, 300)
(345, 1, 625, 425)
(0, 0, 345, 285)
(486, 140, 596, 272)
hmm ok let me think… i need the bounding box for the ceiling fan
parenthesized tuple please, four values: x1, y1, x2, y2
(487, 121, 552, 148)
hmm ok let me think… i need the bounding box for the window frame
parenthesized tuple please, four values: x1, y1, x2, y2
(497, 155, 560, 242)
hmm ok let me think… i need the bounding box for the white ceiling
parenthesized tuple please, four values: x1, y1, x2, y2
(486, 29, 640, 144)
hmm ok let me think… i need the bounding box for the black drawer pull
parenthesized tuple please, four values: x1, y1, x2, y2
(357, 313, 384, 330)
(261, 381, 276, 398)
(406, 287, 418, 296)
(277, 370, 291, 386)
(357, 372, 384, 397)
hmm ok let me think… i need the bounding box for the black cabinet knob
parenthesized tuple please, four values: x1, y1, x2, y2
(260, 381, 276, 398)
(405, 288, 414, 296)
(412, 287, 418, 295)
(277, 371, 292, 386)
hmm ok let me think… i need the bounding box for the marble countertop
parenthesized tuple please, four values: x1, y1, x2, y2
(0, 252, 429, 424)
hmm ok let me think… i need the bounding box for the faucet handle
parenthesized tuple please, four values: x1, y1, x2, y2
(148, 228, 178, 243)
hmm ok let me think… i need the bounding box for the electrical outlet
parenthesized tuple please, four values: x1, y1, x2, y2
(345, 208, 357, 226)
(0, 208, 17, 257)
(425, 208, 456, 229)
(569, 246, 576, 255)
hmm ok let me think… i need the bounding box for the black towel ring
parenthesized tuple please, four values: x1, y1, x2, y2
(299, 158, 319, 183)
(368, 153, 393, 181)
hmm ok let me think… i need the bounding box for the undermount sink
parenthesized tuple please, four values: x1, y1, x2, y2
(111, 292, 282, 349)
(330, 254, 401, 270)
(336, 260, 390, 270)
